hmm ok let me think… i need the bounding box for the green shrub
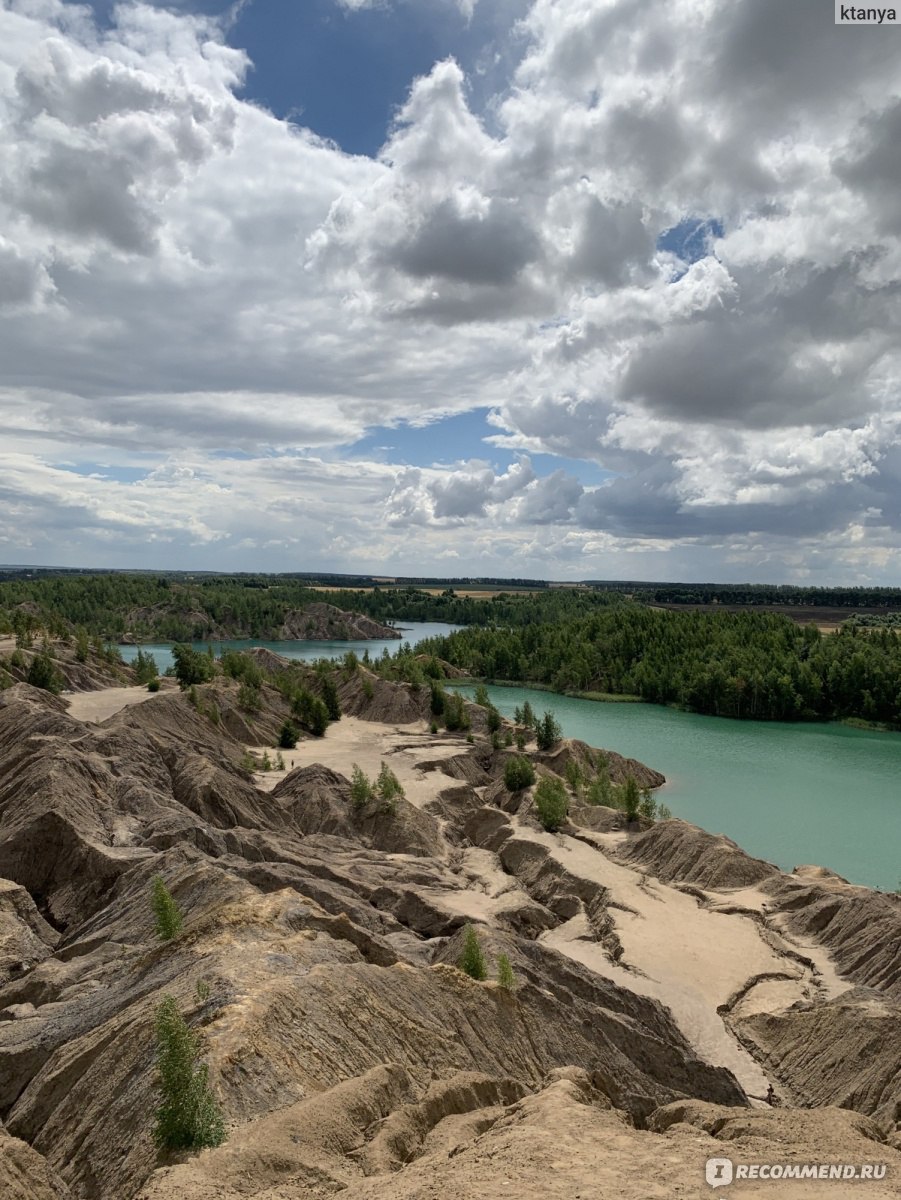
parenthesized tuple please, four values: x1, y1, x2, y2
(152, 876, 183, 941)
(586, 767, 612, 807)
(320, 675, 341, 721)
(278, 720, 299, 749)
(237, 681, 261, 713)
(458, 925, 487, 981)
(429, 680, 445, 715)
(171, 644, 214, 689)
(26, 652, 61, 694)
(639, 787, 657, 820)
(622, 776, 641, 822)
(444, 692, 469, 731)
(657, 803, 673, 820)
(152, 996, 226, 1151)
(147, 679, 161, 693)
(496, 953, 515, 991)
(564, 759, 583, 797)
(429, 720, 438, 734)
(275, 751, 285, 770)
(350, 764, 373, 809)
(486, 705, 501, 734)
(503, 756, 535, 792)
(533, 777, 568, 832)
(535, 711, 562, 752)
(133, 648, 159, 685)
(474, 684, 490, 708)
(376, 762, 404, 813)
(361, 678, 374, 700)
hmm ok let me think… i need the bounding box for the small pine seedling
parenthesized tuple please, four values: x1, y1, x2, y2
(496, 953, 516, 991)
(151, 876, 183, 941)
(153, 996, 226, 1151)
(458, 925, 488, 981)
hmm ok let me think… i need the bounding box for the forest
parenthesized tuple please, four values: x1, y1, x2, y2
(0, 574, 619, 640)
(415, 607, 901, 726)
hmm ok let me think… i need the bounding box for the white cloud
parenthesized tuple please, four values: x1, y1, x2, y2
(0, 0, 898, 581)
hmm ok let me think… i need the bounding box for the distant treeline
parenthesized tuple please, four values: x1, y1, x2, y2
(416, 607, 901, 726)
(629, 583, 901, 608)
(0, 574, 617, 642)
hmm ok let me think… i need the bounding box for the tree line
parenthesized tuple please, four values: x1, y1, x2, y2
(415, 607, 901, 726)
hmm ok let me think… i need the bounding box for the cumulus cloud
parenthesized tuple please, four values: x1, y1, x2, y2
(0, 0, 899, 581)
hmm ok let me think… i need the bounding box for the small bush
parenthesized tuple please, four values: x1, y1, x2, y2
(429, 720, 438, 734)
(350, 764, 374, 809)
(473, 684, 490, 708)
(195, 979, 211, 1002)
(362, 678, 374, 700)
(26, 652, 62, 694)
(237, 682, 261, 713)
(622, 776, 641, 822)
(152, 876, 183, 941)
(535, 711, 562, 752)
(503, 756, 535, 792)
(148, 678, 161, 693)
(429, 680, 445, 716)
(486, 706, 501, 734)
(533, 777, 568, 832)
(657, 803, 673, 820)
(320, 675, 341, 721)
(278, 720, 299, 749)
(275, 751, 285, 770)
(443, 692, 470, 732)
(376, 762, 404, 813)
(153, 996, 226, 1152)
(496, 953, 515, 991)
(458, 925, 487, 981)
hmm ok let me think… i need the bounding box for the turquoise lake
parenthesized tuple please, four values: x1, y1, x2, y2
(120, 632, 900, 890)
(456, 683, 900, 892)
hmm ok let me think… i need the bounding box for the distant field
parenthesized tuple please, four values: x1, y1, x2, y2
(650, 602, 901, 632)
(309, 585, 547, 599)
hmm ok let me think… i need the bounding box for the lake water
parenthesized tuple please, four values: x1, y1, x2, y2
(119, 633, 899, 890)
(117, 622, 460, 675)
(456, 684, 900, 891)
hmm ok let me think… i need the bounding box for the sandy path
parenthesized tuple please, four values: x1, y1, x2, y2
(509, 820, 824, 1098)
(66, 685, 164, 723)
(248, 716, 467, 809)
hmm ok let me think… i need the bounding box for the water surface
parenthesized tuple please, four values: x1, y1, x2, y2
(457, 684, 900, 891)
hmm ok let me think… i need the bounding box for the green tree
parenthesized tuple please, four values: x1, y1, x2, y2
(278, 720, 299, 749)
(152, 996, 226, 1151)
(474, 683, 491, 707)
(26, 651, 61, 694)
(151, 876, 183, 941)
(533, 776, 568, 832)
(622, 776, 641, 823)
(458, 925, 488, 981)
(350, 764, 373, 809)
(133, 648, 159, 685)
(535, 711, 562, 752)
(429, 679, 445, 716)
(503, 756, 536, 792)
(171, 644, 214, 689)
(496, 953, 516, 991)
(320, 674, 341, 721)
(376, 762, 404, 812)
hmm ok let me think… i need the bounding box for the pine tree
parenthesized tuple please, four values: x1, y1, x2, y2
(152, 996, 226, 1151)
(623, 776, 641, 823)
(151, 876, 183, 941)
(458, 925, 488, 981)
(496, 953, 515, 991)
(534, 776, 568, 832)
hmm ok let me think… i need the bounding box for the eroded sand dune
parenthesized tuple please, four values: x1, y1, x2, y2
(0, 664, 898, 1199)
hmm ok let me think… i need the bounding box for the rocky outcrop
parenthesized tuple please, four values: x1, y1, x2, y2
(279, 603, 400, 641)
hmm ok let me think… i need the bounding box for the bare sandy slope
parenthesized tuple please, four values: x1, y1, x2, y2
(248, 716, 466, 810)
(65, 684, 167, 723)
(244, 717, 855, 1101)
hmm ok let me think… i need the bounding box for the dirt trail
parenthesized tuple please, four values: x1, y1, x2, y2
(512, 821, 845, 1099)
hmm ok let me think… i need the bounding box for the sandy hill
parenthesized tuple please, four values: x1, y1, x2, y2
(0, 662, 898, 1199)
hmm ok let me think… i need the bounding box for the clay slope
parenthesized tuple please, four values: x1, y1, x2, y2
(0, 678, 898, 1198)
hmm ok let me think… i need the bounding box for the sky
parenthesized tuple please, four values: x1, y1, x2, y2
(0, 0, 899, 582)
